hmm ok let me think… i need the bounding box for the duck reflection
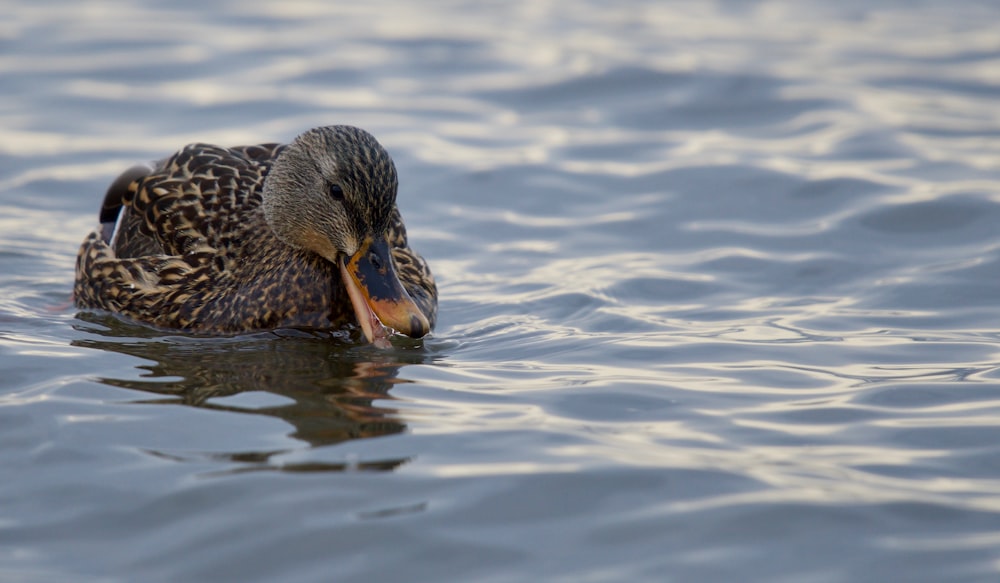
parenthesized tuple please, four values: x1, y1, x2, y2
(72, 312, 431, 473)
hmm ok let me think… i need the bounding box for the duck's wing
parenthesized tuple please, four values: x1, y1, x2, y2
(98, 164, 159, 259)
(105, 142, 285, 260)
(76, 142, 290, 328)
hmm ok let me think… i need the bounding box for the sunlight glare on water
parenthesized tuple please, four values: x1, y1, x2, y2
(2, 0, 1000, 582)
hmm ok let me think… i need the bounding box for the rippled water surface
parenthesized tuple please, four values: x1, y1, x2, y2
(5, 1, 1000, 581)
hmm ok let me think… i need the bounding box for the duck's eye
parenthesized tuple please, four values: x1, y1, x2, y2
(328, 183, 345, 201)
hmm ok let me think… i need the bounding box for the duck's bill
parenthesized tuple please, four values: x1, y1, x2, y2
(340, 237, 431, 346)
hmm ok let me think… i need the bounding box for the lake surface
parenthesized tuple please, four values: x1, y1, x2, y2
(4, 1, 1000, 581)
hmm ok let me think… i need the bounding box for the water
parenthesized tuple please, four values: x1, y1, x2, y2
(4, 1, 1000, 581)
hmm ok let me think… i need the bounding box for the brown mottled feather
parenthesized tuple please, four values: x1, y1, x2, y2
(74, 133, 437, 334)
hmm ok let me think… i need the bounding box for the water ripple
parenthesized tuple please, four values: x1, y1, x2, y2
(4, 0, 1000, 581)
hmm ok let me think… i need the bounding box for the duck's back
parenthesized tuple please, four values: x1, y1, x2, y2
(74, 142, 350, 332)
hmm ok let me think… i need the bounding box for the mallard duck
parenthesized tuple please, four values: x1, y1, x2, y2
(74, 125, 436, 345)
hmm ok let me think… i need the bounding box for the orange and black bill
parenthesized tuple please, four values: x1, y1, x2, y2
(339, 236, 430, 343)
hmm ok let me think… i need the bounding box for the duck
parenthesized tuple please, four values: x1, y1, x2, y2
(74, 125, 437, 346)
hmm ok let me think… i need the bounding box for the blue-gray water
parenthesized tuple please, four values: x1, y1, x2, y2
(4, 1, 1000, 581)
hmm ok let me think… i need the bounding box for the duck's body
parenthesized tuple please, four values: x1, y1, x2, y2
(74, 126, 436, 344)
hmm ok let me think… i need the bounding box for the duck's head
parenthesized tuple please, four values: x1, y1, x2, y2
(262, 125, 431, 344)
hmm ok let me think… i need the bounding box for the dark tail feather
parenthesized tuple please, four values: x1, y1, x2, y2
(99, 164, 153, 242)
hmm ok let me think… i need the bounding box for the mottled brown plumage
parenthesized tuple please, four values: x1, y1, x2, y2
(74, 126, 437, 342)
